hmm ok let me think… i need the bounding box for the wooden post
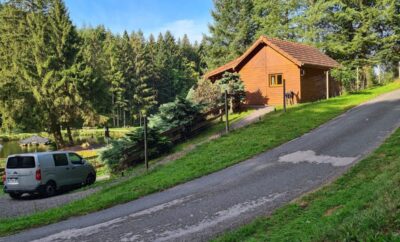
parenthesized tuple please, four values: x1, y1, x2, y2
(224, 90, 229, 133)
(378, 65, 381, 84)
(283, 79, 286, 112)
(398, 61, 400, 79)
(144, 115, 148, 171)
(326, 71, 329, 99)
(356, 67, 359, 91)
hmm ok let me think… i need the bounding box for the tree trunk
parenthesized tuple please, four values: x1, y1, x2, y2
(66, 126, 74, 146)
(229, 97, 234, 113)
(51, 123, 64, 149)
(117, 108, 120, 127)
(123, 110, 126, 127)
(112, 93, 115, 127)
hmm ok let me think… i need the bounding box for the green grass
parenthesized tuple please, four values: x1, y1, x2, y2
(0, 82, 399, 236)
(215, 127, 400, 242)
(172, 109, 253, 152)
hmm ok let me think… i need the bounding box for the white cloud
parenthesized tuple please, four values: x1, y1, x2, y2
(146, 19, 209, 43)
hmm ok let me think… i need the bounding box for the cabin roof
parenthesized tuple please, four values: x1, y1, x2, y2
(204, 36, 339, 79)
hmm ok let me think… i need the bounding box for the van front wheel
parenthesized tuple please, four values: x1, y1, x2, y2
(43, 182, 56, 197)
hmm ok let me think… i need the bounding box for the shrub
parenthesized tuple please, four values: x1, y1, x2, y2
(187, 78, 222, 111)
(148, 97, 203, 134)
(217, 72, 246, 112)
(100, 127, 171, 171)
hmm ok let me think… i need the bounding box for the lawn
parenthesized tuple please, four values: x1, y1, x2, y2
(215, 127, 400, 241)
(0, 81, 399, 236)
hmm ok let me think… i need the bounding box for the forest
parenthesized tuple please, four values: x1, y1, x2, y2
(0, 0, 399, 147)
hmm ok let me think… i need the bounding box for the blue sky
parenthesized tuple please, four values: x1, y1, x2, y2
(64, 0, 213, 43)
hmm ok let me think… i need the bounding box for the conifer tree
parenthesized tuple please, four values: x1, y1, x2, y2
(205, 0, 256, 69)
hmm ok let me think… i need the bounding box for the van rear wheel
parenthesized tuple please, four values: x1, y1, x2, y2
(43, 182, 56, 197)
(9, 192, 22, 199)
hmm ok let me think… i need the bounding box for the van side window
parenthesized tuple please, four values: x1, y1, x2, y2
(69, 153, 82, 165)
(53, 154, 69, 166)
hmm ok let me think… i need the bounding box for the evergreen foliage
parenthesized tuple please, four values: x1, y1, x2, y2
(148, 97, 203, 134)
(100, 127, 171, 170)
(0, 0, 204, 145)
(218, 72, 246, 112)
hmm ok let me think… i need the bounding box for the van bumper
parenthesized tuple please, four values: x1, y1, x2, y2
(3, 184, 45, 194)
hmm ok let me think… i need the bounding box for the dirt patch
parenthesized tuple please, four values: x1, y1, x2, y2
(324, 205, 343, 216)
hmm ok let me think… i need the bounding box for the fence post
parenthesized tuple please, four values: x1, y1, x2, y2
(326, 71, 330, 99)
(224, 90, 229, 133)
(398, 61, 400, 79)
(144, 115, 148, 171)
(283, 79, 286, 112)
(378, 65, 381, 84)
(356, 67, 359, 91)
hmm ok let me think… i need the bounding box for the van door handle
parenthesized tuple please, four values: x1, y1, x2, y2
(66, 167, 70, 170)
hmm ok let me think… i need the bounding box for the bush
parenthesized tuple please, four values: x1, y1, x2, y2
(100, 127, 171, 171)
(149, 97, 203, 134)
(217, 72, 246, 112)
(187, 78, 222, 111)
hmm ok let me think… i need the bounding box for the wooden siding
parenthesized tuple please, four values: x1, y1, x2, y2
(300, 67, 341, 102)
(238, 43, 301, 105)
(300, 67, 326, 102)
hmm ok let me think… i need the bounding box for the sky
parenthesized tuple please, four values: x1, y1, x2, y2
(64, 0, 214, 43)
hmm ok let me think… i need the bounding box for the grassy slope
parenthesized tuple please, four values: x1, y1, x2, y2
(0, 82, 399, 236)
(216, 127, 400, 242)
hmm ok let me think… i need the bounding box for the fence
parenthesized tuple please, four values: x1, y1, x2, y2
(121, 105, 226, 167)
(160, 105, 225, 143)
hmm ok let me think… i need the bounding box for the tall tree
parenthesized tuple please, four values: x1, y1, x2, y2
(253, 0, 305, 40)
(130, 30, 157, 119)
(0, 0, 84, 146)
(205, 0, 256, 69)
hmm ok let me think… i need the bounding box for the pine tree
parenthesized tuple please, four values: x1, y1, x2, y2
(76, 26, 110, 126)
(205, 0, 256, 69)
(253, 0, 305, 40)
(130, 30, 157, 120)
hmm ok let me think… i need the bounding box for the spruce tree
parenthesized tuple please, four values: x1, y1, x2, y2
(205, 0, 256, 69)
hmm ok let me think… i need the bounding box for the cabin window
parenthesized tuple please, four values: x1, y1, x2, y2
(269, 74, 283, 87)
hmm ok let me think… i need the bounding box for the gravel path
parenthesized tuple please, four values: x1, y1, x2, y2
(0, 187, 100, 218)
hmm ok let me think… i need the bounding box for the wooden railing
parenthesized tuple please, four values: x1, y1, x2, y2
(121, 105, 225, 165)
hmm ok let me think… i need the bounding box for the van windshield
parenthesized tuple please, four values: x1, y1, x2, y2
(6, 156, 35, 169)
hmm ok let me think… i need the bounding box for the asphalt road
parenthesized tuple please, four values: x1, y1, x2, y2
(2, 89, 400, 242)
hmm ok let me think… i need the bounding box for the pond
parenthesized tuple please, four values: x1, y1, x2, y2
(0, 136, 106, 160)
(0, 141, 53, 159)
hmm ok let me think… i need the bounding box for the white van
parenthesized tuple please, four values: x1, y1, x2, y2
(2, 151, 96, 199)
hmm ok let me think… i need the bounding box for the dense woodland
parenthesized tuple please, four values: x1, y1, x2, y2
(0, 0, 399, 147)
